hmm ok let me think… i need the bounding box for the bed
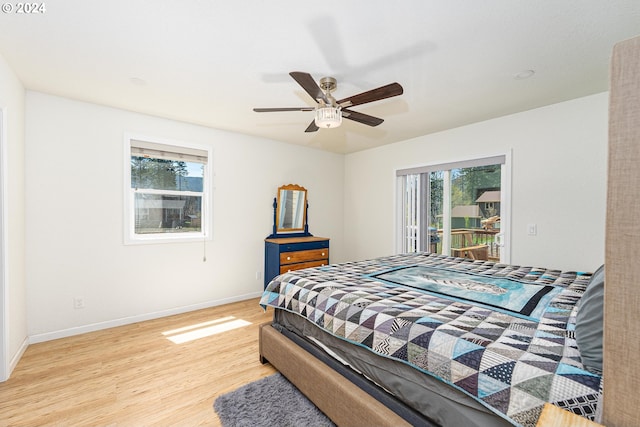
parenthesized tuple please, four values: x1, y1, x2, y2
(259, 253, 603, 427)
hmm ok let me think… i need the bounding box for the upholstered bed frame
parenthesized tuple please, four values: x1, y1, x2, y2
(259, 322, 412, 426)
(604, 35, 640, 427)
(259, 35, 640, 427)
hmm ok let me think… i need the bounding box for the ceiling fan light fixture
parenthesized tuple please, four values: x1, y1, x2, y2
(253, 72, 403, 132)
(315, 106, 342, 128)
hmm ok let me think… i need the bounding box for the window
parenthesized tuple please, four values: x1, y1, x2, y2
(124, 135, 211, 244)
(396, 154, 510, 263)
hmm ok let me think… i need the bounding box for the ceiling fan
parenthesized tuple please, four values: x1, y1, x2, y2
(253, 72, 403, 132)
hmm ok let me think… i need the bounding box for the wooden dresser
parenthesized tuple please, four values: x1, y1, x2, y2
(264, 236, 330, 288)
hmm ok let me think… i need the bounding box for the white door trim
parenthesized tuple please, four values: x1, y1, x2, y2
(0, 107, 8, 381)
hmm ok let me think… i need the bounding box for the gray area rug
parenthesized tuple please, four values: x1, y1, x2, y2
(213, 373, 335, 427)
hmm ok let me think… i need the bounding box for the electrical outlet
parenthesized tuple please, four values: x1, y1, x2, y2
(527, 224, 537, 236)
(73, 297, 85, 309)
(255, 271, 262, 281)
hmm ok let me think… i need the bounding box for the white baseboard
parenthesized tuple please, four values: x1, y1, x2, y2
(28, 292, 264, 344)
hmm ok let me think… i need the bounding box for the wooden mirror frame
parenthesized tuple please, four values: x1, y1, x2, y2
(268, 184, 311, 238)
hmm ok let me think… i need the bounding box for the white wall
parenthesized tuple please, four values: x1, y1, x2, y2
(0, 52, 27, 378)
(25, 92, 344, 341)
(344, 93, 608, 272)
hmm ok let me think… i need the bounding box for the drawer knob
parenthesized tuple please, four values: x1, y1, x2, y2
(287, 256, 291, 260)
(322, 252, 326, 256)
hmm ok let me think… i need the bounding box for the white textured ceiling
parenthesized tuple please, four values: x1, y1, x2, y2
(1, 1, 639, 153)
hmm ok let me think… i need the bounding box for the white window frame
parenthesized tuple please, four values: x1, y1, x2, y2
(395, 152, 512, 264)
(124, 133, 213, 245)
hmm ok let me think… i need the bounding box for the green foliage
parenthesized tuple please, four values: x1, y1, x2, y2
(451, 165, 500, 207)
(430, 171, 444, 228)
(428, 165, 500, 228)
(131, 157, 188, 191)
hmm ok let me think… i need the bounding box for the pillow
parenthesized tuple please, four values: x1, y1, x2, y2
(575, 265, 604, 373)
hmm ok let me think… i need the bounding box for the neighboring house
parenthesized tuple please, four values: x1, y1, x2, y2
(449, 205, 482, 229)
(476, 190, 501, 219)
(135, 199, 187, 229)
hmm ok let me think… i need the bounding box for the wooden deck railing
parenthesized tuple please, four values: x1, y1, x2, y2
(431, 228, 500, 261)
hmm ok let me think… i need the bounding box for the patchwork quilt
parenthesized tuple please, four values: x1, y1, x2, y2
(260, 253, 601, 427)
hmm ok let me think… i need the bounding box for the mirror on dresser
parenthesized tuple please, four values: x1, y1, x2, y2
(277, 184, 307, 233)
(264, 184, 330, 288)
(269, 184, 310, 238)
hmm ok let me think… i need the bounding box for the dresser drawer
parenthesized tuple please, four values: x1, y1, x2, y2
(280, 248, 329, 265)
(280, 240, 329, 252)
(280, 259, 328, 274)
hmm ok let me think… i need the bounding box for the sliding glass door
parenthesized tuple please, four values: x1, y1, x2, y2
(398, 155, 509, 263)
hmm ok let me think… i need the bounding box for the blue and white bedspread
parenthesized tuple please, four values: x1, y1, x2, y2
(260, 253, 601, 427)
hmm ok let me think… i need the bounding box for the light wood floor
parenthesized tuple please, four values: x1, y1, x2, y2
(0, 298, 276, 426)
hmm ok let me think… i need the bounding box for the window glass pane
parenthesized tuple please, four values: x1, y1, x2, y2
(131, 157, 204, 192)
(134, 193, 202, 234)
(449, 164, 501, 260)
(126, 136, 210, 244)
(428, 171, 444, 253)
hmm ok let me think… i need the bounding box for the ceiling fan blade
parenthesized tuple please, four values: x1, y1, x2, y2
(304, 120, 319, 133)
(253, 107, 314, 112)
(342, 109, 384, 127)
(289, 71, 329, 104)
(337, 82, 403, 108)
